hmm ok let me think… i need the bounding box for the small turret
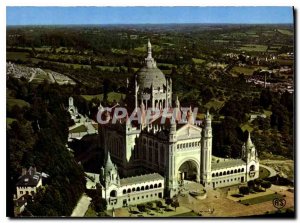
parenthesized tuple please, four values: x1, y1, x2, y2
(169, 122, 177, 143)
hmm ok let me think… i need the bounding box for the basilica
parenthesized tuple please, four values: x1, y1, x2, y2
(93, 40, 259, 210)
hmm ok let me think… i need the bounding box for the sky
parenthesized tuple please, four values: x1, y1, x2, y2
(6, 6, 293, 25)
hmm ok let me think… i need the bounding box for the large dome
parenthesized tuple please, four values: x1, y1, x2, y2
(136, 66, 166, 90)
(135, 39, 166, 91)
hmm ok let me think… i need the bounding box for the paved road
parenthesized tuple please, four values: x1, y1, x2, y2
(71, 193, 92, 217)
(260, 164, 277, 177)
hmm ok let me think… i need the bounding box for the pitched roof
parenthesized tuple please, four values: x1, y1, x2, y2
(120, 173, 164, 186)
(16, 173, 41, 187)
(211, 159, 246, 171)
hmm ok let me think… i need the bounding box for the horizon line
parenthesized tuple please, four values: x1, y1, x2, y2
(7, 22, 294, 26)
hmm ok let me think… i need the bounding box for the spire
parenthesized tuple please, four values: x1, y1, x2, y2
(105, 151, 114, 172)
(206, 109, 210, 118)
(147, 38, 152, 59)
(246, 132, 253, 147)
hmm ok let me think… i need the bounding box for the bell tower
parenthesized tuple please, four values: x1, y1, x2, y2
(201, 110, 212, 186)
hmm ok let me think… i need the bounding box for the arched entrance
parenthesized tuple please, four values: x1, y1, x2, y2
(178, 160, 198, 181)
(110, 190, 117, 197)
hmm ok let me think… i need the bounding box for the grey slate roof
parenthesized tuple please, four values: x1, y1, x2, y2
(16, 173, 41, 187)
(120, 173, 164, 186)
(136, 66, 166, 90)
(211, 159, 246, 171)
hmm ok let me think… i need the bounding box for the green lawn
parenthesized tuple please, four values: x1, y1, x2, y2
(240, 123, 254, 132)
(241, 193, 283, 205)
(232, 66, 255, 75)
(7, 52, 30, 61)
(7, 98, 30, 110)
(259, 166, 271, 179)
(7, 118, 17, 125)
(213, 40, 229, 43)
(263, 110, 272, 117)
(84, 205, 98, 217)
(204, 99, 225, 110)
(277, 29, 293, 36)
(239, 44, 268, 52)
(276, 59, 293, 66)
(173, 211, 200, 217)
(69, 125, 87, 133)
(192, 58, 206, 64)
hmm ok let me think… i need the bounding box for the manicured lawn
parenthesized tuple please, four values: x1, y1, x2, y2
(241, 193, 283, 205)
(84, 205, 98, 217)
(69, 125, 87, 133)
(259, 166, 271, 179)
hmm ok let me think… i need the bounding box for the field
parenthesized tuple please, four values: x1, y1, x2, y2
(81, 92, 126, 102)
(7, 52, 30, 61)
(204, 99, 225, 110)
(277, 29, 293, 36)
(239, 44, 268, 52)
(192, 58, 206, 64)
(7, 118, 17, 125)
(69, 125, 87, 133)
(240, 193, 283, 205)
(7, 98, 30, 110)
(232, 66, 268, 76)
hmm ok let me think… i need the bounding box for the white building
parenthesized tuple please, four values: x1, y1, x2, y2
(94, 40, 259, 209)
(97, 152, 164, 210)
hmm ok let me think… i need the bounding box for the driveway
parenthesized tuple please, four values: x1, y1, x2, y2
(71, 193, 92, 217)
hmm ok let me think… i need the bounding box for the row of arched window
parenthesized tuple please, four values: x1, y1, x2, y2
(212, 168, 245, 177)
(177, 141, 201, 149)
(123, 183, 162, 194)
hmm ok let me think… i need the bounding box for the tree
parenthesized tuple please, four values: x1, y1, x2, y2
(261, 180, 272, 191)
(165, 198, 173, 208)
(254, 179, 263, 187)
(91, 186, 107, 212)
(146, 202, 153, 210)
(239, 186, 250, 195)
(171, 200, 180, 211)
(137, 204, 146, 212)
(155, 200, 163, 208)
(247, 180, 255, 189)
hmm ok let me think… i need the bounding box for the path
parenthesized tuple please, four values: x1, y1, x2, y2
(71, 193, 92, 217)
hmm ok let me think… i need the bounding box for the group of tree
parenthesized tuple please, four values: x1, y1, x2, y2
(7, 77, 86, 216)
